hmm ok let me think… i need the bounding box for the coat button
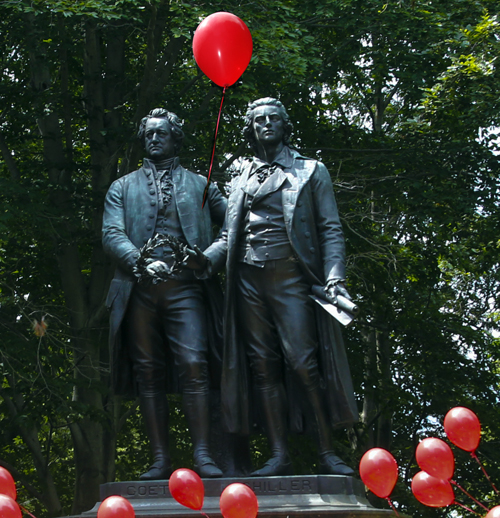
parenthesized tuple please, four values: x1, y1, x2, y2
(147, 225, 152, 231)
(150, 200, 156, 206)
(149, 189, 155, 195)
(149, 214, 154, 219)
(148, 180, 153, 185)
(146, 171, 151, 177)
(305, 231, 311, 238)
(309, 247, 315, 253)
(298, 201, 303, 207)
(301, 216, 306, 222)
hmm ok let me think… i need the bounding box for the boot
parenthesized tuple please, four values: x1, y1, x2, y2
(251, 384, 293, 477)
(306, 385, 354, 476)
(139, 393, 173, 480)
(183, 392, 223, 478)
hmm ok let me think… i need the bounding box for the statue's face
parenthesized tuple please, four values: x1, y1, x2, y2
(252, 105, 284, 147)
(144, 118, 175, 160)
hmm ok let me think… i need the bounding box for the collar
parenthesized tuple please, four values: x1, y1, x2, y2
(251, 146, 304, 173)
(143, 157, 180, 175)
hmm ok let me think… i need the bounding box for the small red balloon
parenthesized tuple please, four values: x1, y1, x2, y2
(416, 438, 455, 480)
(359, 448, 398, 498)
(220, 483, 258, 518)
(444, 407, 481, 452)
(486, 505, 500, 518)
(412, 471, 454, 508)
(97, 496, 135, 518)
(0, 468, 16, 500)
(0, 495, 22, 518)
(193, 12, 253, 87)
(169, 469, 204, 511)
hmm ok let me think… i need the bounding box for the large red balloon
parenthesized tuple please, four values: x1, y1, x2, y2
(97, 496, 135, 518)
(0, 468, 16, 500)
(444, 407, 481, 452)
(412, 471, 454, 508)
(416, 438, 455, 480)
(0, 495, 22, 518)
(486, 505, 500, 518)
(220, 483, 258, 518)
(359, 448, 398, 498)
(169, 469, 204, 511)
(193, 12, 253, 87)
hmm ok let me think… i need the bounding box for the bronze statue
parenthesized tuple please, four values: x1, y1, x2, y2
(102, 108, 227, 480)
(196, 98, 358, 476)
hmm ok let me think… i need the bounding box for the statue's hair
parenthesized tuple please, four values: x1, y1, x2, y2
(242, 97, 293, 151)
(137, 108, 185, 154)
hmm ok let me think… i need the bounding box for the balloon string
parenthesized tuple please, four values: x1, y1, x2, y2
(200, 512, 210, 518)
(453, 500, 483, 516)
(471, 451, 499, 495)
(451, 480, 490, 511)
(386, 497, 401, 517)
(202, 86, 227, 208)
(20, 505, 38, 518)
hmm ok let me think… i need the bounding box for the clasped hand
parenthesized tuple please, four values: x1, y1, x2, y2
(182, 245, 208, 271)
(145, 260, 171, 277)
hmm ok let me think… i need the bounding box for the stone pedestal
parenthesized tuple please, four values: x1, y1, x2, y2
(81, 476, 394, 518)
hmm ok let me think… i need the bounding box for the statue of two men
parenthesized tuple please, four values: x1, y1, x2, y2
(102, 99, 358, 480)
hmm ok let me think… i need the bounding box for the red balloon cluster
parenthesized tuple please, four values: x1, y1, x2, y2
(359, 448, 398, 498)
(169, 469, 204, 510)
(193, 12, 253, 87)
(220, 483, 258, 518)
(0, 468, 21, 518)
(411, 406, 485, 509)
(97, 496, 135, 518)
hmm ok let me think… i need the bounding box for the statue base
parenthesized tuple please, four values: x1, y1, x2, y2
(81, 475, 394, 518)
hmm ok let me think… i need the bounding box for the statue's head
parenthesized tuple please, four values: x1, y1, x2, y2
(243, 98, 293, 151)
(137, 108, 185, 157)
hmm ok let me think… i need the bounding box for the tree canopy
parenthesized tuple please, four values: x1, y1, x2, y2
(0, 0, 499, 516)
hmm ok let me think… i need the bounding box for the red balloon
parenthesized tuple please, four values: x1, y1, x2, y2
(0, 495, 22, 518)
(169, 469, 204, 511)
(486, 505, 500, 518)
(359, 448, 398, 498)
(193, 12, 253, 87)
(444, 407, 481, 452)
(0, 468, 16, 500)
(97, 496, 135, 518)
(412, 471, 454, 508)
(220, 483, 258, 518)
(416, 438, 455, 480)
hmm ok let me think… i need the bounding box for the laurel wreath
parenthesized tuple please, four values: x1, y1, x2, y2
(133, 233, 190, 285)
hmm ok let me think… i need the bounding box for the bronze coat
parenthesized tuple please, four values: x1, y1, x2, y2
(204, 148, 358, 434)
(102, 158, 227, 396)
